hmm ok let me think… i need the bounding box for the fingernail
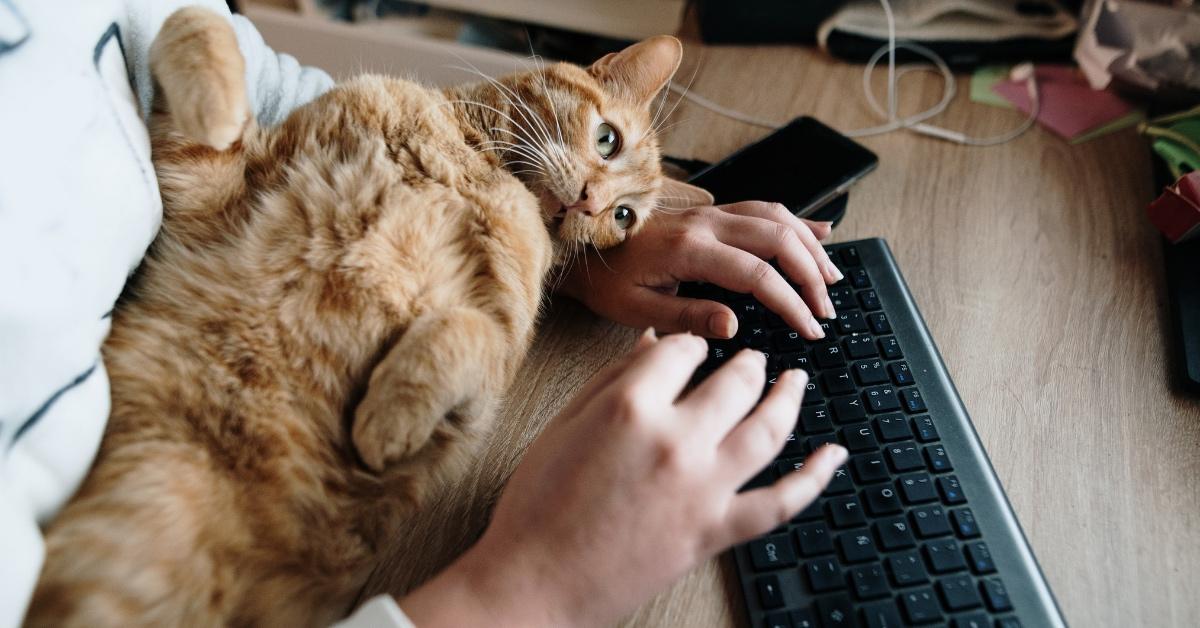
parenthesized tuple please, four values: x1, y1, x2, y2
(708, 312, 736, 339)
(749, 349, 767, 364)
(823, 444, 849, 467)
(642, 327, 657, 340)
(823, 295, 836, 319)
(787, 368, 809, 391)
(808, 317, 825, 339)
(826, 261, 844, 282)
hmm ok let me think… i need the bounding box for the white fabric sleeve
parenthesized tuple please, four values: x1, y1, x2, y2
(333, 595, 417, 628)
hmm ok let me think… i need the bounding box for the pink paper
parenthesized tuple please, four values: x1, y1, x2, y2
(993, 65, 1132, 140)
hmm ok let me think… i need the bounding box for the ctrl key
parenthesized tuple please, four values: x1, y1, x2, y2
(757, 573, 786, 609)
(749, 533, 798, 571)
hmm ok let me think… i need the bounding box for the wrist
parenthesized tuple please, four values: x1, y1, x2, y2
(400, 531, 578, 628)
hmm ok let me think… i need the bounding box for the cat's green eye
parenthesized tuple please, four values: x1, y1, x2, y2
(595, 122, 620, 158)
(614, 206, 635, 230)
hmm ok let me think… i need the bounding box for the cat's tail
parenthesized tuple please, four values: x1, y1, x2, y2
(149, 7, 249, 150)
(352, 307, 508, 477)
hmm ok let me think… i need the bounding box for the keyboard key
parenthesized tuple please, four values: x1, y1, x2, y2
(783, 430, 805, 456)
(995, 617, 1022, 628)
(839, 246, 861, 267)
(912, 416, 939, 442)
(828, 496, 867, 528)
(951, 613, 991, 628)
(858, 289, 881, 311)
(911, 505, 952, 538)
(924, 539, 967, 573)
(829, 286, 856, 311)
(875, 413, 913, 441)
(740, 325, 772, 349)
(863, 385, 901, 412)
(704, 342, 733, 369)
(775, 457, 807, 477)
(837, 531, 877, 563)
(795, 522, 834, 556)
(823, 369, 856, 396)
(897, 473, 939, 504)
(815, 594, 854, 627)
(925, 445, 953, 472)
(757, 574, 786, 609)
(779, 351, 813, 374)
(825, 466, 854, 495)
(735, 302, 765, 327)
(849, 268, 871, 288)
(831, 396, 867, 424)
(982, 578, 1014, 612)
(849, 563, 889, 600)
(965, 541, 996, 574)
(840, 425, 879, 453)
(879, 336, 903, 359)
(888, 361, 914, 385)
(867, 312, 892, 334)
(845, 335, 879, 359)
(952, 508, 980, 538)
(774, 329, 806, 351)
(749, 534, 798, 571)
(887, 551, 930, 587)
(851, 453, 889, 484)
(873, 517, 916, 551)
(807, 433, 838, 452)
(802, 380, 825, 406)
(817, 320, 838, 340)
(806, 558, 845, 592)
(899, 587, 942, 624)
(853, 359, 889, 385)
(900, 387, 927, 413)
(939, 475, 967, 504)
(836, 311, 868, 334)
(789, 608, 817, 628)
(886, 442, 925, 472)
(938, 574, 983, 611)
(800, 406, 834, 434)
(763, 611, 790, 628)
(814, 344, 848, 368)
(862, 485, 902, 517)
(859, 600, 903, 628)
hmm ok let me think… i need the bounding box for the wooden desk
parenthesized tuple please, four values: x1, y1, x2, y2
(361, 43, 1200, 628)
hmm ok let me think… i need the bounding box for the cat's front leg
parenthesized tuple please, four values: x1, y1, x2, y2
(352, 307, 508, 477)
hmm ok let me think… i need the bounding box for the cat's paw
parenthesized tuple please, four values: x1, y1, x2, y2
(150, 7, 249, 150)
(352, 401, 441, 473)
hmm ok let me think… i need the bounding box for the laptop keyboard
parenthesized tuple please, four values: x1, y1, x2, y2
(678, 239, 1058, 628)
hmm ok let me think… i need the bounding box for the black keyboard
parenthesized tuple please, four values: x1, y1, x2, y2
(679, 239, 1064, 628)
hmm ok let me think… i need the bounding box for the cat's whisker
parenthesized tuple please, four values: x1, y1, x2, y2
(590, 243, 615, 274)
(653, 58, 703, 136)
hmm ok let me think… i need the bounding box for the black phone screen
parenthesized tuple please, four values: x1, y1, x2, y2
(687, 117, 878, 216)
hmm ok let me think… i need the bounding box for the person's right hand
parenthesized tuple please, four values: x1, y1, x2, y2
(400, 331, 848, 627)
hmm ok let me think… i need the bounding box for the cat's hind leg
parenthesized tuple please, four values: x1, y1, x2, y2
(150, 6, 249, 150)
(352, 307, 507, 476)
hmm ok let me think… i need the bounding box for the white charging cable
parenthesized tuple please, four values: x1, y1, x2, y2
(667, 0, 1041, 146)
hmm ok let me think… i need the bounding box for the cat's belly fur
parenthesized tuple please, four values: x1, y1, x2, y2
(32, 76, 552, 626)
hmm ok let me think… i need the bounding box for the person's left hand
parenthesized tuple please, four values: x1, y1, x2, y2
(558, 201, 844, 340)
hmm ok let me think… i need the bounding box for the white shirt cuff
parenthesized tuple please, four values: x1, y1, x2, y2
(333, 595, 416, 628)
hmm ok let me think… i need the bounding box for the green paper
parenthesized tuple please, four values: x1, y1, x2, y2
(970, 65, 1014, 109)
(1068, 110, 1145, 145)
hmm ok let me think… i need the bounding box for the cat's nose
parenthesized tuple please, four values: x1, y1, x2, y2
(566, 184, 601, 216)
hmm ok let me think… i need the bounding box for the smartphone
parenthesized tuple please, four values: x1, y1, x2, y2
(687, 116, 878, 218)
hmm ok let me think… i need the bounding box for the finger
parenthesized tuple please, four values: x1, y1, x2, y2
(714, 369, 807, 476)
(722, 202, 844, 284)
(556, 328, 660, 422)
(708, 213, 835, 319)
(619, 287, 738, 339)
(685, 243, 825, 340)
(801, 219, 833, 241)
(607, 332, 708, 409)
(677, 348, 768, 431)
(720, 444, 848, 545)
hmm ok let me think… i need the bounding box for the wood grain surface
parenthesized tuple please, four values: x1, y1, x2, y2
(361, 42, 1200, 628)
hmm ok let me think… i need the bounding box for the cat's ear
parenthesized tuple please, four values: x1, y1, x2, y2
(658, 177, 715, 210)
(590, 36, 683, 106)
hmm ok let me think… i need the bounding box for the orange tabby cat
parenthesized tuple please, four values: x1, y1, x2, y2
(27, 7, 710, 627)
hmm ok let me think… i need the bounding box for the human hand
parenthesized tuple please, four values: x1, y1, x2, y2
(400, 331, 848, 627)
(558, 202, 843, 341)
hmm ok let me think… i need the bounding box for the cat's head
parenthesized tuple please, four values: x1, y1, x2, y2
(453, 37, 713, 249)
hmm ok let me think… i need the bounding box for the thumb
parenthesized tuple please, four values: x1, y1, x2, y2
(626, 288, 738, 339)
